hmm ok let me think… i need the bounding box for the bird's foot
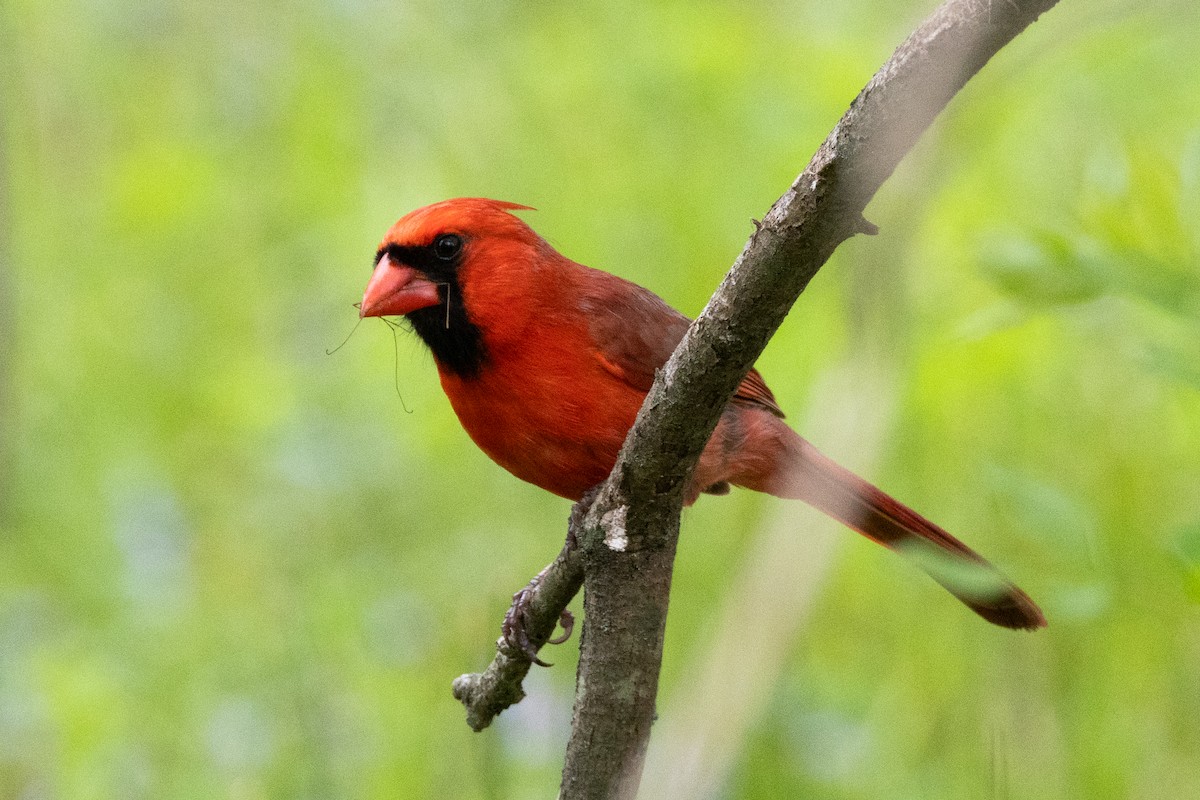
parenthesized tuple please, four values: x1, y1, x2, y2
(501, 573, 575, 667)
(499, 488, 595, 667)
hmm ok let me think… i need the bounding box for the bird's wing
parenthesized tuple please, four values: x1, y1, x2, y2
(580, 272, 785, 418)
(732, 368, 785, 418)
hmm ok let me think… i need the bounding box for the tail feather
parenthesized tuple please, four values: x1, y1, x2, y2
(739, 425, 1046, 630)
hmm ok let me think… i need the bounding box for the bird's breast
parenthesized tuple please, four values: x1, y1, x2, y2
(436, 340, 643, 500)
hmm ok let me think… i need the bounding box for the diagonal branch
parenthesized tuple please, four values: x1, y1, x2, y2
(451, 0, 1063, 790)
(562, 2, 1062, 797)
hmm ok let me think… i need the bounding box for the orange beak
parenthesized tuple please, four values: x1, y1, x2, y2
(360, 254, 442, 318)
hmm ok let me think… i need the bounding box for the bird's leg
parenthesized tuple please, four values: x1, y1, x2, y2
(499, 486, 599, 666)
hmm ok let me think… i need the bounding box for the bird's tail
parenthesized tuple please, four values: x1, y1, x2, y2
(735, 423, 1046, 630)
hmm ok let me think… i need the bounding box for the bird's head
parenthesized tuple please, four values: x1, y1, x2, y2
(360, 198, 542, 377)
(360, 197, 536, 319)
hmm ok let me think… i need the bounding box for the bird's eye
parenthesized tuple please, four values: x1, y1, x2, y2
(433, 234, 462, 261)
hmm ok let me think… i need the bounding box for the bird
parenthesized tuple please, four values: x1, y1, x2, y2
(360, 197, 1046, 631)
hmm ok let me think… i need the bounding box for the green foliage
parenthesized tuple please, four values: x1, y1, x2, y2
(3, 0, 1199, 797)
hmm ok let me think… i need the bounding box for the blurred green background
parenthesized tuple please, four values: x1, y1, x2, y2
(3, 0, 1200, 797)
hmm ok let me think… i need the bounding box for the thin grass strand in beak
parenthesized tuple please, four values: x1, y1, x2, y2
(378, 316, 414, 414)
(326, 306, 365, 355)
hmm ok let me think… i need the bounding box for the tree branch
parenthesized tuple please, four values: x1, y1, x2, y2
(450, 0, 1063, 791)
(562, 1, 1061, 798)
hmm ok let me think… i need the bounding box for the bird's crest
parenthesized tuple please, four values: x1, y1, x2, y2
(382, 198, 536, 249)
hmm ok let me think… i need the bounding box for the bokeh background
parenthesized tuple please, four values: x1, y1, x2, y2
(4, 0, 1200, 797)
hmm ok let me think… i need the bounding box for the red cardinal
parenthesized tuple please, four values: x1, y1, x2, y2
(361, 198, 1045, 630)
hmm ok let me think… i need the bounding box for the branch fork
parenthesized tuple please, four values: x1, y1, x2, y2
(451, 0, 1062, 794)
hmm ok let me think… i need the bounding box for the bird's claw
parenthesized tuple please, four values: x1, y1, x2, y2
(501, 583, 574, 667)
(547, 609, 574, 645)
(501, 584, 548, 666)
(500, 494, 589, 666)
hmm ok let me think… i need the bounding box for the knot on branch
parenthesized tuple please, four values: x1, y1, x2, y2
(452, 669, 527, 732)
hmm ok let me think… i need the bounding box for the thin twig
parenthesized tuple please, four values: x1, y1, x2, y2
(452, 501, 587, 730)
